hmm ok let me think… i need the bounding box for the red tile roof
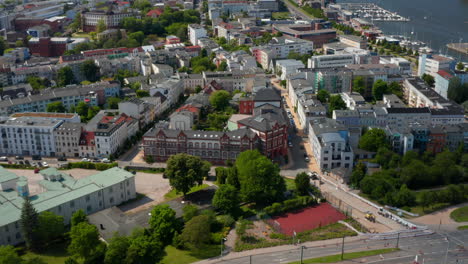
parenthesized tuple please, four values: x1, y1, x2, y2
(80, 131, 95, 146)
(437, 70, 454, 79)
(176, 104, 200, 114)
(146, 8, 163, 17)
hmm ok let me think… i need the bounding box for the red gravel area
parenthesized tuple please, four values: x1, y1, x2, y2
(268, 203, 346, 235)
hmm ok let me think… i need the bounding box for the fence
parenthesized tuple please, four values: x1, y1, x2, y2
(322, 191, 353, 217)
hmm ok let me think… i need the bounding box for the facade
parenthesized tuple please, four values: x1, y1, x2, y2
(417, 54, 455, 78)
(338, 35, 367, 49)
(308, 118, 354, 174)
(0, 167, 136, 246)
(250, 37, 313, 69)
(385, 107, 431, 129)
(275, 59, 305, 80)
(313, 68, 353, 93)
(434, 70, 468, 100)
(188, 24, 207, 45)
(28, 37, 89, 57)
(143, 128, 259, 164)
(81, 10, 137, 32)
(169, 110, 194, 130)
(272, 24, 336, 47)
(118, 98, 158, 127)
(308, 54, 354, 69)
(55, 123, 84, 158)
(297, 97, 327, 132)
(0, 117, 62, 157)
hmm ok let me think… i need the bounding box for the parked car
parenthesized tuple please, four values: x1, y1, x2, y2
(101, 158, 111, 163)
(57, 157, 67, 161)
(37, 162, 43, 167)
(18, 161, 24, 165)
(15, 156, 24, 160)
(288, 141, 293, 148)
(58, 163, 68, 168)
(303, 153, 310, 162)
(32, 155, 42, 160)
(0, 156, 8, 161)
(24, 160, 30, 165)
(81, 158, 91, 162)
(92, 158, 101, 163)
(42, 162, 49, 167)
(307, 171, 319, 180)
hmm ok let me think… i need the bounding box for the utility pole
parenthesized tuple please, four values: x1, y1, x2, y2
(300, 246, 305, 264)
(396, 232, 400, 248)
(249, 255, 252, 264)
(444, 236, 450, 264)
(341, 236, 345, 260)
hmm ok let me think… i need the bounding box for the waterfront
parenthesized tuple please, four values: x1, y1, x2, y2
(337, 0, 468, 61)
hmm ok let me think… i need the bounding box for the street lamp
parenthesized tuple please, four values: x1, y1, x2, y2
(444, 236, 449, 264)
(220, 238, 227, 257)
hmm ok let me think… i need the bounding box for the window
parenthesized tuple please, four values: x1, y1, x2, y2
(70, 201, 75, 207)
(110, 197, 114, 204)
(87, 205, 92, 212)
(86, 195, 90, 202)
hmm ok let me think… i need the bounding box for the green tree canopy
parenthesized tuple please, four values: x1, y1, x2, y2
(165, 154, 210, 196)
(372, 79, 388, 101)
(317, 90, 330, 103)
(421, 73, 435, 87)
(180, 215, 211, 248)
(456, 62, 464, 71)
(97, 19, 107, 33)
(71, 209, 88, 226)
(328, 94, 346, 115)
(209, 90, 231, 111)
(68, 222, 102, 261)
(295, 172, 310, 196)
(104, 234, 130, 264)
(36, 211, 65, 246)
(447, 77, 468, 104)
(57, 66, 75, 87)
(80, 60, 100, 82)
(148, 204, 177, 245)
(46, 102, 66, 113)
(26, 76, 50, 90)
(136, 90, 150, 98)
(0, 245, 22, 264)
(20, 198, 39, 251)
(125, 233, 164, 264)
(352, 76, 365, 95)
(107, 97, 121, 109)
(0, 37, 6, 56)
(212, 184, 239, 214)
(235, 150, 286, 203)
(182, 204, 199, 222)
(358, 128, 389, 152)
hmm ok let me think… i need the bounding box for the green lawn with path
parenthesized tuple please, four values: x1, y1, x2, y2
(450, 206, 468, 222)
(22, 243, 79, 264)
(288, 248, 399, 264)
(164, 184, 210, 200)
(457, 225, 468, 230)
(161, 245, 221, 264)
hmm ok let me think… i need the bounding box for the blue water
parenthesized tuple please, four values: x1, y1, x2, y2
(337, 0, 468, 61)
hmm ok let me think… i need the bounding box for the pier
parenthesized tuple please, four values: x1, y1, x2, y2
(447, 43, 468, 55)
(340, 3, 410, 22)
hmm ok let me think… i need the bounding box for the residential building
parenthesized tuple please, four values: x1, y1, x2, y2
(55, 123, 84, 158)
(0, 167, 136, 246)
(118, 98, 158, 127)
(275, 59, 305, 80)
(308, 117, 354, 175)
(297, 97, 327, 132)
(308, 54, 354, 69)
(81, 10, 138, 32)
(188, 24, 207, 45)
(169, 110, 194, 130)
(272, 24, 336, 47)
(340, 92, 366, 110)
(385, 107, 431, 129)
(417, 54, 455, 78)
(28, 37, 89, 57)
(338, 35, 367, 49)
(250, 37, 313, 69)
(310, 67, 352, 93)
(434, 69, 468, 99)
(142, 127, 259, 164)
(380, 57, 411, 75)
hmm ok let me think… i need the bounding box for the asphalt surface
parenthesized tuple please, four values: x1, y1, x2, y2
(213, 231, 468, 264)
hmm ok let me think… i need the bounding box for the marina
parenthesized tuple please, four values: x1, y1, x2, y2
(339, 3, 410, 22)
(447, 43, 468, 55)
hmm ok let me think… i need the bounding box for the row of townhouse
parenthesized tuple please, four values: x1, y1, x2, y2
(0, 81, 120, 116)
(250, 37, 313, 69)
(0, 167, 136, 246)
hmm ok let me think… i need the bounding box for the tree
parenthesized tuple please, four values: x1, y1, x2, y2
(165, 154, 210, 196)
(107, 97, 121, 109)
(358, 128, 389, 152)
(328, 94, 346, 115)
(212, 184, 239, 214)
(295, 172, 310, 196)
(350, 162, 366, 187)
(87, 106, 100, 121)
(75, 102, 89, 116)
(209, 90, 231, 111)
(26, 76, 49, 90)
(148, 204, 177, 245)
(317, 90, 330, 103)
(456, 62, 465, 71)
(388, 81, 403, 98)
(180, 215, 211, 248)
(352, 76, 365, 95)
(0, 245, 22, 264)
(20, 198, 39, 251)
(57, 66, 75, 87)
(80, 60, 100, 82)
(235, 150, 286, 203)
(400, 160, 430, 188)
(394, 184, 416, 207)
(182, 204, 199, 222)
(0, 37, 6, 56)
(419, 190, 432, 211)
(104, 234, 130, 264)
(46, 101, 66, 113)
(372, 79, 388, 101)
(215, 167, 228, 184)
(447, 77, 468, 104)
(97, 19, 107, 33)
(68, 222, 102, 261)
(36, 211, 65, 246)
(421, 73, 435, 87)
(217, 61, 228, 71)
(136, 90, 150, 98)
(71, 209, 88, 227)
(125, 233, 164, 264)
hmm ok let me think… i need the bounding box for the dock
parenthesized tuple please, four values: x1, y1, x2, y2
(447, 43, 468, 55)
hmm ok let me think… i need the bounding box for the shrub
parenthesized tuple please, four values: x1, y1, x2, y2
(66, 161, 118, 171)
(217, 215, 235, 227)
(269, 232, 289, 240)
(263, 196, 316, 216)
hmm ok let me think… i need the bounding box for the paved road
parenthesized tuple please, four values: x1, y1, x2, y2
(206, 231, 468, 264)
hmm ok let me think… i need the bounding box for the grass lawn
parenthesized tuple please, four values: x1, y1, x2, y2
(457, 225, 468, 230)
(164, 184, 210, 200)
(450, 206, 468, 222)
(272, 12, 290, 20)
(288, 248, 399, 264)
(22, 243, 78, 264)
(284, 177, 296, 191)
(161, 245, 221, 264)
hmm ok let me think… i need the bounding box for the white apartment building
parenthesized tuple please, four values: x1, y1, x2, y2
(308, 54, 354, 69)
(380, 57, 411, 75)
(0, 167, 136, 246)
(308, 118, 354, 173)
(188, 24, 207, 45)
(275, 59, 305, 80)
(0, 117, 62, 157)
(417, 54, 455, 78)
(169, 110, 194, 130)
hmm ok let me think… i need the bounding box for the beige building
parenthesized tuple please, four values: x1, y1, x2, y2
(55, 123, 84, 158)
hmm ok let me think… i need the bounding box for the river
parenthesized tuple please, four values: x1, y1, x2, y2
(337, 0, 468, 61)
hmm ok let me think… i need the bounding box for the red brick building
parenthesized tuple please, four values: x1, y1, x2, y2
(28, 37, 68, 57)
(239, 96, 254, 114)
(426, 127, 446, 154)
(272, 24, 336, 48)
(14, 17, 68, 32)
(142, 128, 259, 164)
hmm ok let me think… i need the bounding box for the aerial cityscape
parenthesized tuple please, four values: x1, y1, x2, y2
(0, 0, 467, 263)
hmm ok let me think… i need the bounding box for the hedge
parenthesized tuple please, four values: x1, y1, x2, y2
(65, 162, 119, 171)
(263, 196, 317, 216)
